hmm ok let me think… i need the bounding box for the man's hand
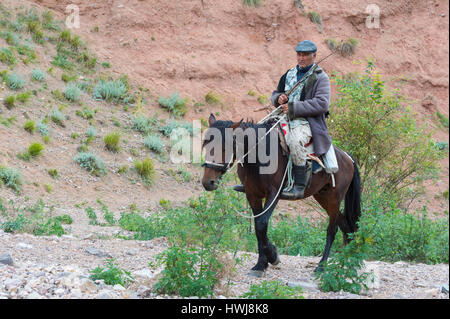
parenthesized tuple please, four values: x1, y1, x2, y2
(281, 104, 288, 114)
(278, 94, 288, 105)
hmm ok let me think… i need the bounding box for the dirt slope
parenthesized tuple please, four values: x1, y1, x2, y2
(26, 0, 449, 213)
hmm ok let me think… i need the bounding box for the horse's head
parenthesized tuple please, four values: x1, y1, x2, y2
(201, 114, 241, 191)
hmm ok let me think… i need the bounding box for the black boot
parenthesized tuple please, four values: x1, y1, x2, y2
(280, 161, 312, 200)
(233, 184, 245, 193)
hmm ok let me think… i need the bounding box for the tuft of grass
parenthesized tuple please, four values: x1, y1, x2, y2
(4, 95, 16, 109)
(243, 0, 263, 7)
(93, 79, 128, 102)
(18, 142, 44, 161)
(24, 120, 36, 134)
(436, 112, 449, 129)
(5, 72, 26, 90)
(47, 169, 58, 178)
(0, 166, 23, 191)
(74, 152, 106, 176)
(104, 132, 120, 152)
(16, 91, 31, 103)
(0, 47, 17, 66)
(325, 38, 340, 53)
(144, 134, 165, 154)
(37, 121, 50, 137)
(205, 91, 221, 105)
(158, 92, 188, 117)
(50, 109, 65, 127)
(134, 158, 155, 185)
(64, 83, 81, 102)
(340, 38, 358, 57)
(90, 259, 133, 287)
(257, 95, 269, 105)
(241, 280, 304, 299)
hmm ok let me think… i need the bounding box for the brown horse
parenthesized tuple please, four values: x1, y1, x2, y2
(201, 114, 361, 276)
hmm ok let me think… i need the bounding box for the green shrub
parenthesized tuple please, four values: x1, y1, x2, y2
(74, 152, 106, 176)
(85, 206, 99, 225)
(0, 47, 16, 66)
(134, 158, 155, 185)
(61, 73, 76, 83)
(5, 32, 19, 46)
(5, 72, 25, 90)
(153, 246, 220, 297)
(257, 95, 269, 105)
(144, 134, 165, 153)
(340, 38, 358, 57)
(205, 91, 221, 105)
(159, 120, 193, 137)
(436, 111, 449, 129)
(47, 169, 58, 178)
(90, 259, 133, 286)
(131, 115, 159, 134)
(76, 107, 95, 120)
(328, 61, 440, 204)
(87, 126, 97, 138)
(52, 54, 73, 70)
(4, 95, 15, 109)
(307, 10, 322, 25)
(50, 109, 65, 127)
(16, 91, 31, 103)
(37, 121, 50, 136)
(241, 280, 304, 299)
(64, 83, 81, 102)
(24, 120, 36, 134)
(93, 79, 128, 102)
(18, 142, 44, 160)
(104, 132, 120, 152)
(0, 166, 23, 191)
(325, 38, 340, 53)
(158, 92, 188, 117)
(242, 0, 263, 7)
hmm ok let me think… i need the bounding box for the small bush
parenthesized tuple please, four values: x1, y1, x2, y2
(85, 207, 99, 225)
(24, 120, 36, 134)
(87, 126, 97, 138)
(90, 259, 133, 287)
(37, 121, 50, 136)
(50, 109, 65, 127)
(241, 280, 304, 299)
(0, 47, 16, 66)
(16, 91, 31, 103)
(0, 166, 23, 191)
(76, 107, 95, 120)
(134, 158, 155, 185)
(64, 83, 81, 102)
(131, 115, 159, 134)
(48, 169, 58, 178)
(74, 152, 107, 176)
(93, 79, 128, 102)
(61, 73, 76, 83)
(144, 134, 165, 153)
(205, 91, 221, 105)
(325, 38, 340, 53)
(158, 92, 188, 117)
(5, 72, 25, 90)
(4, 95, 15, 109)
(52, 54, 74, 70)
(436, 111, 449, 129)
(104, 132, 120, 152)
(18, 142, 44, 160)
(242, 0, 263, 7)
(340, 38, 358, 57)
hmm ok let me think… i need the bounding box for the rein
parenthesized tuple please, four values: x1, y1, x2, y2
(202, 110, 289, 219)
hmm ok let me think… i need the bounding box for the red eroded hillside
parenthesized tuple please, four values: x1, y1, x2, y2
(13, 0, 450, 212)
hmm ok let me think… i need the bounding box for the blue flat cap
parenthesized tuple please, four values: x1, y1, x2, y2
(295, 40, 317, 52)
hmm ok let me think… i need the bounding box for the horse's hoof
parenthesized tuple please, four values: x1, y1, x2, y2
(314, 265, 324, 273)
(248, 270, 265, 278)
(270, 255, 280, 266)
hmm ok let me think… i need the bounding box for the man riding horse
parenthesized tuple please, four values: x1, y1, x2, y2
(235, 40, 332, 199)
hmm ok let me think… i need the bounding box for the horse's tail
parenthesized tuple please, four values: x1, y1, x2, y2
(344, 156, 362, 233)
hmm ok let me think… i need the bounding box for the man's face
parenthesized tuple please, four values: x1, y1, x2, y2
(297, 52, 315, 68)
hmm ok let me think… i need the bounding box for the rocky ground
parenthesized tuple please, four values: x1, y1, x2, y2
(0, 228, 448, 299)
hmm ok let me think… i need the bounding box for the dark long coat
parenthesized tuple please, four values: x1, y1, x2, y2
(271, 66, 332, 156)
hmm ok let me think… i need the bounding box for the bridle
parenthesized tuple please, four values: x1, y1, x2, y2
(201, 153, 234, 173)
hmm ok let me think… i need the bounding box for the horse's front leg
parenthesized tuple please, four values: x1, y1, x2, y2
(247, 193, 280, 277)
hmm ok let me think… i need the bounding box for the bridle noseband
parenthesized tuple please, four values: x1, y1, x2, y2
(201, 154, 234, 173)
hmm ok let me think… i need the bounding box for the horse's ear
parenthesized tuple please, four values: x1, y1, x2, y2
(208, 113, 216, 126)
(231, 119, 243, 129)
